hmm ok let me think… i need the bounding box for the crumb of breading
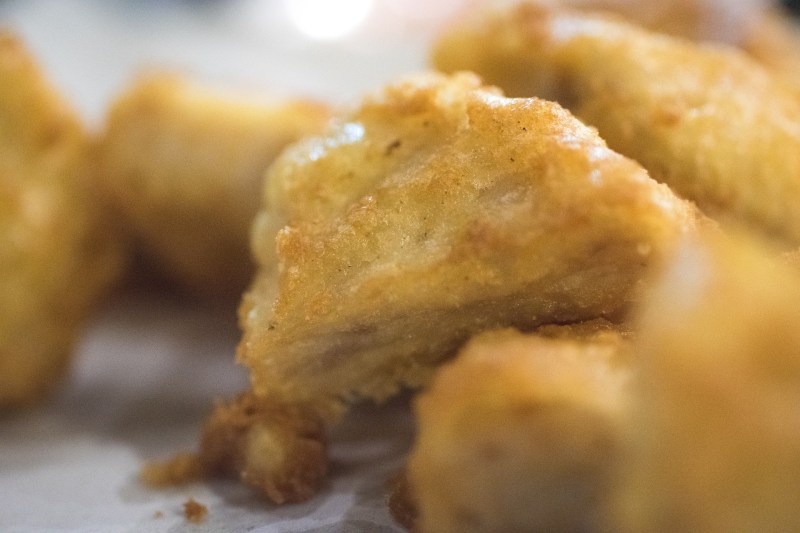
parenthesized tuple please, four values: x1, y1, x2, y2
(183, 498, 208, 524)
(198, 392, 328, 504)
(140, 452, 206, 487)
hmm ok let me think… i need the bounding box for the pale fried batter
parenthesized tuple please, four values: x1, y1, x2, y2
(239, 71, 697, 419)
(432, 2, 800, 248)
(98, 74, 330, 300)
(407, 323, 631, 533)
(614, 231, 800, 532)
(0, 32, 123, 408)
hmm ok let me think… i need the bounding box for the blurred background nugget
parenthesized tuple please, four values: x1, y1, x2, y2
(561, 0, 800, 88)
(615, 231, 800, 532)
(432, 2, 800, 249)
(405, 321, 631, 533)
(0, 32, 123, 408)
(97, 74, 330, 301)
(400, 229, 800, 533)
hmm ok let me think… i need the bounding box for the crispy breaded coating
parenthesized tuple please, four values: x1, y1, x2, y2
(196, 392, 327, 504)
(98, 74, 330, 299)
(407, 324, 631, 533)
(240, 71, 697, 418)
(432, 2, 800, 248)
(0, 32, 123, 408)
(144, 392, 328, 504)
(613, 231, 800, 532)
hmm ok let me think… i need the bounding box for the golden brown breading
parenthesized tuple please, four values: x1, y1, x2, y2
(197, 392, 328, 505)
(239, 71, 698, 418)
(143, 392, 328, 504)
(407, 325, 631, 533)
(97, 74, 330, 300)
(0, 32, 123, 408)
(613, 231, 800, 532)
(432, 2, 800, 248)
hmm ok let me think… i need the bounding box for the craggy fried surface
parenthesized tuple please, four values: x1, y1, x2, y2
(0, 32, 123, 408)
(197, 392, 328, 505)
(98, 74, 330, 300)
(432, 2, 800, 248)
(142, 392, 327, 505)
(406, 324, 631, 533)
(239, 71, 697, 418)
(614, 231, 800, 532)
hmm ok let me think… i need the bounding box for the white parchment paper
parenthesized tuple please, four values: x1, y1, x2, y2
(2, 291, 414, 532)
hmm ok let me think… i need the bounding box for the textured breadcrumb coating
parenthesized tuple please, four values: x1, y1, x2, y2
(97, 74, 330, 299)
(0, 32, 123, 408)
(142, 392, 327, 504)
(198, 392, 327, 504)
(407, 323, 631, 533)
(239, 71, 697, 418)
(432, 2, 800, 248)
(614, 231, 800, 532)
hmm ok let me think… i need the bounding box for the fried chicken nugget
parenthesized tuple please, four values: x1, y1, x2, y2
(432, 3, 800, 248)
(554, 1, 800, 88)
(406, 322, 631, 533)
(613, 231, 800, 532)
(98, 74, 330, 300)
(0, 33, 122, 408)
(239, 71, 698, 419)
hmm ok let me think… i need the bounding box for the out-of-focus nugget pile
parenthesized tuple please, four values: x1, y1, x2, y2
(7, 0, 800, 531)
(141, 2, 800, 529)
(0, 33, 123, 408)
(98, 74, 330, 301)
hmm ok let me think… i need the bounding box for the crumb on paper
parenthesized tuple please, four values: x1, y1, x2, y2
(198, 392, 328, 504)
(153, 510, 164, 519)
(183, 498, 208, 524)
(140, 452, 206, 487)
